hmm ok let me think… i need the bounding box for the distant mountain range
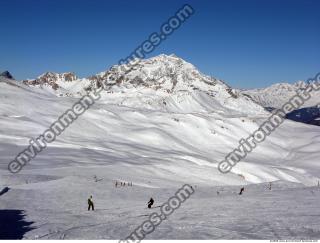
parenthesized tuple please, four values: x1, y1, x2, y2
(240, 82, 320, 126)
(2, 54, 319, 125)
(18, 54, 266, 115)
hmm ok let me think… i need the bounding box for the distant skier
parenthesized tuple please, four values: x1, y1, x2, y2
(239, 187, 245, 195)
(88, 195, 95, 211)
(147, 197, 154, 208)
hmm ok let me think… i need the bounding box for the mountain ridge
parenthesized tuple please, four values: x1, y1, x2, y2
(18, 54, 266, 115)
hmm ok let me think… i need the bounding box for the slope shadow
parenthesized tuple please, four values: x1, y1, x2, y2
(0, 187, 10, 196)
(286, 106, 320, 126)
(0, 210, 35, 239)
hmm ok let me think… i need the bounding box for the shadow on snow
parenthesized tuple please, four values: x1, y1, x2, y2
(0, 210, 35, 239)
(0, 187, 10, 196)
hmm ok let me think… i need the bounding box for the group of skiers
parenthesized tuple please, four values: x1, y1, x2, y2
(115, 181, 133, 187)
(87, 186, 246, 211)
(87, 181, 320, 211)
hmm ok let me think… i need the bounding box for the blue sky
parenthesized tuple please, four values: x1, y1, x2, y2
(0, 0, 319, 88)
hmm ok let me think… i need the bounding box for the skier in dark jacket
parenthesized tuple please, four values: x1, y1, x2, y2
(147, 197, 154, 208)
(88, 195, 94, 211)
(239, 187, 245, 195)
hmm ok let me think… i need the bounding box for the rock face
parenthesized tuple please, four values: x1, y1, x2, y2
(0, 71, 14, 79)
(89, 54, 223, 93)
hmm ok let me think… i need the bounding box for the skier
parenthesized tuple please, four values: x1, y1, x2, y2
(147, 197, 154, 209)
(88, 195, 95, 211)
(239, 187, 245, 195)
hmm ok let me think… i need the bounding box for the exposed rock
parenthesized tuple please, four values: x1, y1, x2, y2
(0, 71, 14, 79)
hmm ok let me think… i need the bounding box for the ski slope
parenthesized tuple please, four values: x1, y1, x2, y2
(1, 180, 320, 240)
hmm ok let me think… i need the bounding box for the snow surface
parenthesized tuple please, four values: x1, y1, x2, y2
(1, 55, 320, 239)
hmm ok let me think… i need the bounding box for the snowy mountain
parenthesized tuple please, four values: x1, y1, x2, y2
(1, 55, 320, 239)
(22, 54, 266, 115)
(22, 72, 83, 96)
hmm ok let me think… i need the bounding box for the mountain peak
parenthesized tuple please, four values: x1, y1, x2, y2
(154, 53, 181, 59)
(38, 71, 78, 81)
(148, 53, 191, 65)
(91, 53, 220, 93)
(0, 71, 14, 79)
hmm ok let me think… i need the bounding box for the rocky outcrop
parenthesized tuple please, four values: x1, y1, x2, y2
(0, 71, 14, 79)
